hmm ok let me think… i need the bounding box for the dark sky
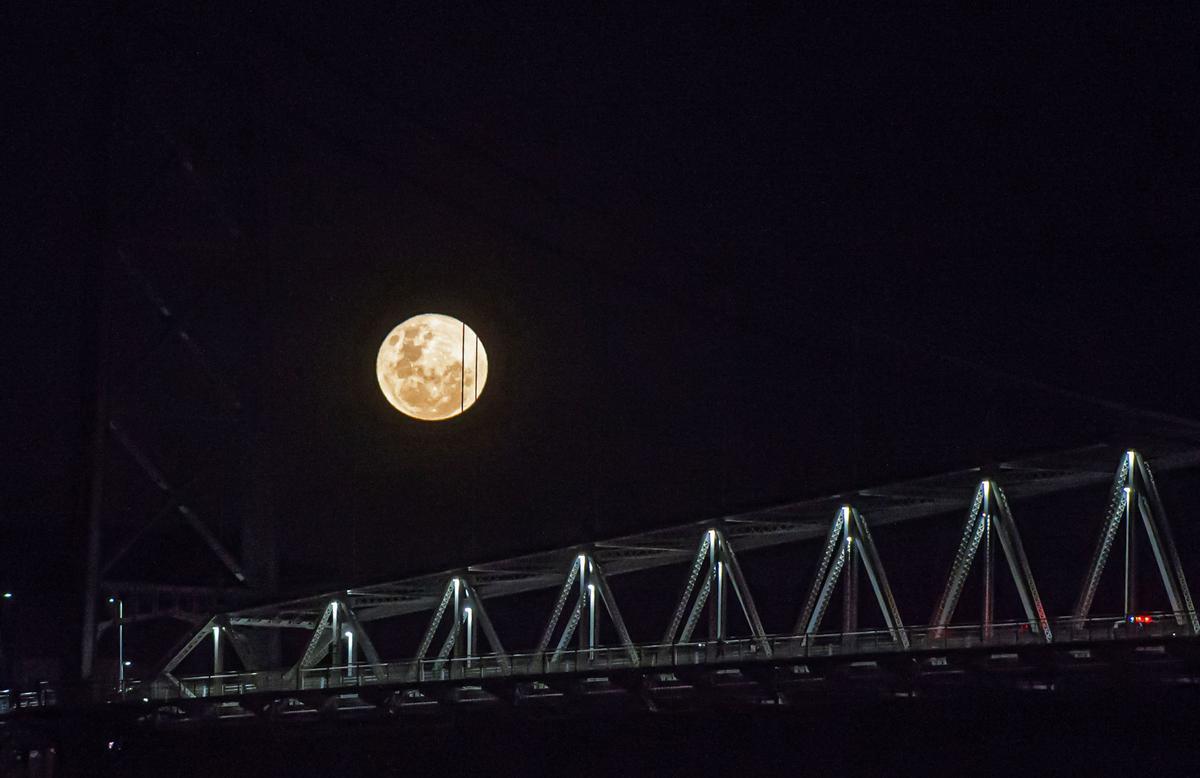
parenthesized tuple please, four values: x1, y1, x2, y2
(4, 5, 1199, 675)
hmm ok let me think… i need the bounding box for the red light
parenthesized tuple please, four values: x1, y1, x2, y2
(1134, 615, 1153, 624)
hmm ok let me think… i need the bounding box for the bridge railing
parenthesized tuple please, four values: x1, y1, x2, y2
(123, 610, 1192, 703)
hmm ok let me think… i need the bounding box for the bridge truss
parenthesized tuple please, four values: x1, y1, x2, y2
(135, 440, 1200, 697)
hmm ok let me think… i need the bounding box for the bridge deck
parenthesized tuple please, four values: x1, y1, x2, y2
(137, 611, 1195, 705)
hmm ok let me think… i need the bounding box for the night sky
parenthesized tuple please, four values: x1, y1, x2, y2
(5, 6, 1200, 680)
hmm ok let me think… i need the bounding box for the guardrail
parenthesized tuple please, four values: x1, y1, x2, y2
(119, 611, 1193, 703)
(0, 683, 57, 714)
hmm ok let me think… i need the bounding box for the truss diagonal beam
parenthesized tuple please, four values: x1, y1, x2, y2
(662, 533, 711, 644)
(853, 511, 908, 646)
(159, 616, 218, 677)
(930, 487, 987, 629)
(721, 536, 770, 653)
(552, 599, 584, 660)
(338, 602, 384, 673)
(991, 485, 1052, 638)
(414, 583, 454, 661)
(466, 581, 509, 671)
(591, 559, 639, 662)
(221, 624, 263, 672)
(797, 511, 846, 634)
(109, 420, 246, 583)
(679, 572, 713, 643)
(286, 601, 337, 679)
(1074, 455, 1133, 619)
(536, 559, 580, 654)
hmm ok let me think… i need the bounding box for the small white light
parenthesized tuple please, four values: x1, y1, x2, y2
(344, 630, 353, 639)
(123, 660, 132, 667)
(2, 593, 12, 600)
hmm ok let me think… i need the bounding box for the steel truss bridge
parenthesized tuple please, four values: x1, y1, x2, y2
(64, 440, 1197, 723)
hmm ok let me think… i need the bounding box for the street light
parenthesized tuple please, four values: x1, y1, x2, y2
(108, 597, 125, 691)
(464, 606, 474, 668)
(0, 592, 12, 687)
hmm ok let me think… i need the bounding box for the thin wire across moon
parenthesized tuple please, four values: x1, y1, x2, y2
(376, 313, 488, 421)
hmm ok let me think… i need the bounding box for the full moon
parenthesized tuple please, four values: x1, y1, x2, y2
(376, 313, 489, 421)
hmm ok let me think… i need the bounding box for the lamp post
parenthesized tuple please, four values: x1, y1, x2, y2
(0, 593, 12, 689)
(108, 597, 124, 692)
(464, 606, 474, 669)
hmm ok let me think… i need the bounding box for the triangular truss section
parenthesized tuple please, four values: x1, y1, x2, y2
(796, 506, 909, 649)
(537, 553, 638, 663)
(285, 598, 384, 679)
(412, 577, 509, 673)
(158, 614, 264, 682)
(1073, 450, 1199, 633)
(931, 480, 1052, 641)
(663, 528, 770, 654)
